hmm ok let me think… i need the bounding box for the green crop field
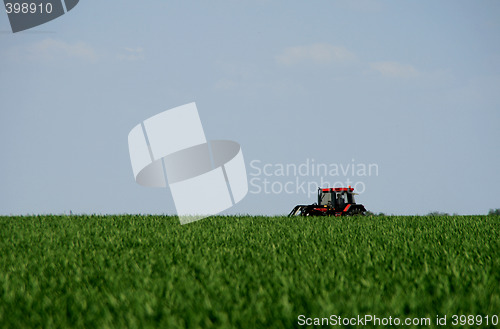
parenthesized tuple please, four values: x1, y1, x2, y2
(0, 215, 498, 328)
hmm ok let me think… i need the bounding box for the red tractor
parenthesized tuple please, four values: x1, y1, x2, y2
(288, 187, 366, 217)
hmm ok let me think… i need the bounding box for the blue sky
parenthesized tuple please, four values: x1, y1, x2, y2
(1, 1, 499, 216)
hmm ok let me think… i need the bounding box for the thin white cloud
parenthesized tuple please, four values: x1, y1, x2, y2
(276, 43, 355, 65)
(117, 47, 145, 61)
(370, 61, 419, 78)
(25, 39, 98, 62)
(4, 40, 149, 63)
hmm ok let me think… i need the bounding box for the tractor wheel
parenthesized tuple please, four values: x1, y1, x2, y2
(349, 208, 365, 216)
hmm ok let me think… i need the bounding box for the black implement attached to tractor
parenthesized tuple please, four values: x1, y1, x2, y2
(288, 187, 366, 217)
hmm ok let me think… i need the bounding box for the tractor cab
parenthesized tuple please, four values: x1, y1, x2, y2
(318, 187, 356, 210)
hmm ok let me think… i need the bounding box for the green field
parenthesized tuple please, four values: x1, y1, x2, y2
(0, 215, 498, 328)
